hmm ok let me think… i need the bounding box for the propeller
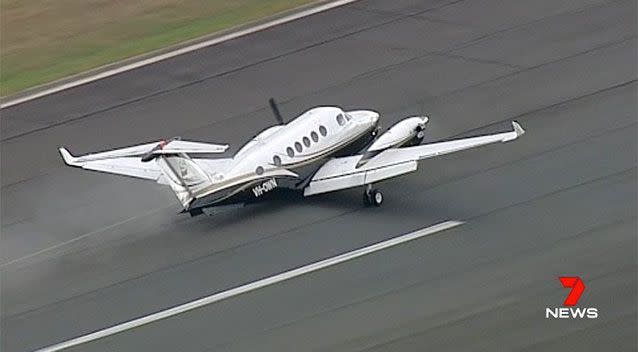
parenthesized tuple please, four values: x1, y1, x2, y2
(269, 98, 285, 125)
(140, 136, 181, 162)
(416, 123, 426, 139)
(416, 101, 429, 139)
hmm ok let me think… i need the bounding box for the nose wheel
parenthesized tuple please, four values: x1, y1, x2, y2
(363, 186, 384, 206)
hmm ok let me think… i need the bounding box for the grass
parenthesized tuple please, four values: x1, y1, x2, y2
(0, 0, 318, 96)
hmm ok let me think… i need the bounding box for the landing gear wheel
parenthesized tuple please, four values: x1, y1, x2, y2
(363, 188, 383, 206)
(371, 189, 383, 206)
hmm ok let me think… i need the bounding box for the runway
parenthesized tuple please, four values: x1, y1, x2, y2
(1, 0, 636, 351)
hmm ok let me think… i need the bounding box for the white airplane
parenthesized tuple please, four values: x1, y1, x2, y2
(59, 99, 525, 216)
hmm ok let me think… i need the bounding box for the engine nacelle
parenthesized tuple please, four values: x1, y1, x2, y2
(367, 116, 429, 152)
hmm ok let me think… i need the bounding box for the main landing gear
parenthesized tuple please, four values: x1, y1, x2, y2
(363, 184, 384, 207)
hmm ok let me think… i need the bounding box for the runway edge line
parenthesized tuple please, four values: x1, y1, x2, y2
(0, 0, 360, 109)
(34, 220, 464, 352)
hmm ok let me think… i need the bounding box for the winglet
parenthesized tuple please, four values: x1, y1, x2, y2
(59, 147, 79, 166)
(512, 121, 525, 137)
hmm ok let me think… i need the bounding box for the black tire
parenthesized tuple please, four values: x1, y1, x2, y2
(371, 189, 383, 206)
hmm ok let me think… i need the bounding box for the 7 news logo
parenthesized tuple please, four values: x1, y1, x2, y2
(545, 276, 598, 319)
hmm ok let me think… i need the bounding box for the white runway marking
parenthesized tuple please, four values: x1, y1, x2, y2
(34, 220, 463, 352)
(0, 206, 170, 269)
(0, 0, 360, 109)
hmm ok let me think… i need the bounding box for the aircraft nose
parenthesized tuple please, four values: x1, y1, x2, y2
(369, 111, 380, 125)
(348, 110, 379, 127)
(364, 111, 379, 127)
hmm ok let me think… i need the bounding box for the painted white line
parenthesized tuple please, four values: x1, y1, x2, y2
(0, 206, 171, 269)
(34, 220, 463, 352)
(1, 0, 360, 109)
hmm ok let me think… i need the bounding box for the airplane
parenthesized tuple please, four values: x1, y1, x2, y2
(59, 99, 525, 216)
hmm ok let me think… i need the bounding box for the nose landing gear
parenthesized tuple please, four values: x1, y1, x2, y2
(363, 184, 383, 206)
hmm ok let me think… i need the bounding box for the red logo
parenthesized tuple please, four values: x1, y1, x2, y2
(559, 276, 585, 306)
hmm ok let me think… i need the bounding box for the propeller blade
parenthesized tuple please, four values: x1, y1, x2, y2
(269, 98, 284, 125)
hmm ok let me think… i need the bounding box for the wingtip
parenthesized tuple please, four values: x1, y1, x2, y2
(58, 147, 78, 165)
(512, 121, 525, 137)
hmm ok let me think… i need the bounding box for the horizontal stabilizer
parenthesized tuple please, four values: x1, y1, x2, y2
(60, 140, 228, 164)
(152, 140, 229, 155)
(58, 146, 163, 181)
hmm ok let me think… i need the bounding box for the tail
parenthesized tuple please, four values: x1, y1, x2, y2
(156, 155, 214, 209)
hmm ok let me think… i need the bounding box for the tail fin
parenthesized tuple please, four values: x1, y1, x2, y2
(156, 155, 213, 209)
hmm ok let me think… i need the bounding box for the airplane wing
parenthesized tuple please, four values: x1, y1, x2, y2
(58, 140, 229, 181)
(304, 122, 525, 196)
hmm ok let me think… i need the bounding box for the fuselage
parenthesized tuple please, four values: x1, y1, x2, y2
(188, 106, 379, 210)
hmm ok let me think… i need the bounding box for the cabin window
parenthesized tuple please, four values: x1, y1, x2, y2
(311, 131, 319, 142)
(336, 113, 346, 126)
(319, 125, 327, 136)
(303, 136, 311, 147)
(255, 166, 264, 175)
(286, 147, 294, 157)
(273, 155, 281, 166)
(295, 142, 303, 153)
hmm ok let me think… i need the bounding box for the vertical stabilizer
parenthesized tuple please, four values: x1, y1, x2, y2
(156, 155, 212, 209)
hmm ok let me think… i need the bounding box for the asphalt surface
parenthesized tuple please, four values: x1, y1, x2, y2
(1, 0, 636, 351)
